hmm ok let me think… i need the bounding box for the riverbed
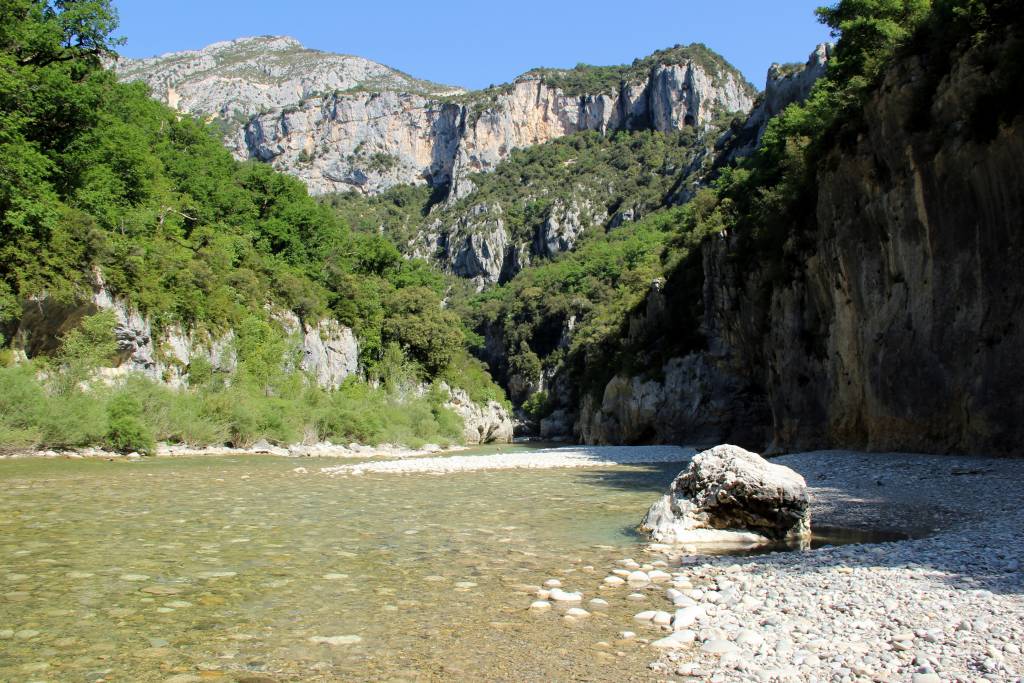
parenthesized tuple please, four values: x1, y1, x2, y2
(0, 448, 687, 682)
(2, 448, 1022, 683)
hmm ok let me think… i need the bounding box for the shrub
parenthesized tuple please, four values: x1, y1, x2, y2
(522, 390, 553, 420)
(104, 392, 155, 454)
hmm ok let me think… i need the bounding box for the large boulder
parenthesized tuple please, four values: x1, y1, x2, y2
(640, 444, 810, 546)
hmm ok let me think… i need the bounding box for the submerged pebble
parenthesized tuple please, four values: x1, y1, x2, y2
(309, 635, 362, 646)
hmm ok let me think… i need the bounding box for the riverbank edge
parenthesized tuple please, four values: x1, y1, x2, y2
(0, 441, 470, 461)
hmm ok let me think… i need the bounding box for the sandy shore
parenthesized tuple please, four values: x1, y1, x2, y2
(319, 445, 697, 476)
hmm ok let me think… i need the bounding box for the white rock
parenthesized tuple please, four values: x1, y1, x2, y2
(735, 629, 765, 648)
(588, 598, 609, 609)
(673, 605, 706, 629)
(653, 611, 673, 626)
(627, 570, 650, 583)
(651, 630, 697, 649)
(702, 638, 739, 655)
(565, 607, 590, 618)
(529, 600, 551, 611)
(548, 588, 582, 602)
(543, 579, 562, 588)
(634, 610, 658, 622)
(603, 576, 626, 586)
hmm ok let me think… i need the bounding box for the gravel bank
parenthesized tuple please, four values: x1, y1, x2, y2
(320, 445, 696, 476)
(626, 451, 1024, 682)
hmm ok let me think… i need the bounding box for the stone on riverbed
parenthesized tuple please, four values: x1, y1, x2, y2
(702, 639, 739, 655)
(548, 588, 583, 602)
(627, 570, 650, 583)
(639, 444, 810, 545)
(309, 635, 362, 646)
(651, 630, 696, 649)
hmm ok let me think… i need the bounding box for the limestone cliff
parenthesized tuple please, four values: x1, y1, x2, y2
(10, 274, 360, 390)
(580, 36, 1024, 456)
(243, 63, 753, 196)
(116, 38, 755, 197)
(113, 36, 461, 134)
(715, 43, 832, 164)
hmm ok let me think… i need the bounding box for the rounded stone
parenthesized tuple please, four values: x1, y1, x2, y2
(548, 588, 583, 602)
(627, 571, 650, 583)
(702, 639, 740, 655)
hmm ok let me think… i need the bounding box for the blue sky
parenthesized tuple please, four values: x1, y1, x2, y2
(112, 1, 835, 90)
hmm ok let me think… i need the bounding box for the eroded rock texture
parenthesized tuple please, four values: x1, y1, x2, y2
(640, 444, 810, 543)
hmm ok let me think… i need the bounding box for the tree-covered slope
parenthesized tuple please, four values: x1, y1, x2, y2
(0, 0, 508, 453)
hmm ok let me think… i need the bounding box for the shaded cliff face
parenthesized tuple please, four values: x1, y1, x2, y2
(761, 47, 1023, 454)
(581, 37, 1024, 456)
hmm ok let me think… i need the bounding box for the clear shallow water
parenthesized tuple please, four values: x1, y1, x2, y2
(0, 454, 685, 682)
(0, 453, 916, 682)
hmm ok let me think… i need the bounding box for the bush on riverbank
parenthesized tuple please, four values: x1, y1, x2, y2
(0, 314, 466, 454)
(0, 362, 465, 454)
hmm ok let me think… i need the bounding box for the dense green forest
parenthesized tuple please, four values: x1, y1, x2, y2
(0, 0, 503, 453)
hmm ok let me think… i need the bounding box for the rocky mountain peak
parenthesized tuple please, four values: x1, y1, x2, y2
(113, 35, 463, 122)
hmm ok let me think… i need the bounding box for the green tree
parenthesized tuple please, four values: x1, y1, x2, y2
(1, 0, 124, 69)
(234, 316, 297, 397)
(382, 287, 464, 377)
(51, 309, 117, 394)
(104, 390, 155, 454)
(816, 0, 932, 90)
